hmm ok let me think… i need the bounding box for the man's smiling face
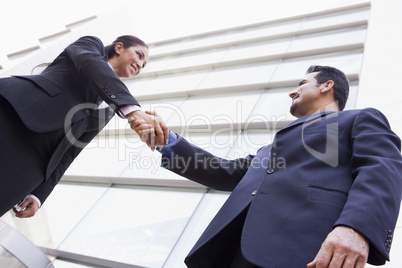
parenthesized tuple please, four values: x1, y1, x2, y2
(288, 72, 323, 118)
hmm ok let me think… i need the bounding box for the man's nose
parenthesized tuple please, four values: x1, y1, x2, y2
(289, 89, 298, 99)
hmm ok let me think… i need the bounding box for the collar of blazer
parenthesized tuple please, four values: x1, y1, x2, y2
(278, 110, 337, 135)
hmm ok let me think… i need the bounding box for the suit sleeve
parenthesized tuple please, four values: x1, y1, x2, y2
(161, 135, 254, 191)
(64, 36, 139, 116)
(334, 108, 402, 264)
(30, 109, 115, 204)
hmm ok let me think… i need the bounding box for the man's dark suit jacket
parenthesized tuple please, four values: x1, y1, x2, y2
(0, 36, 139, 204)
(162, 108, 402, 267)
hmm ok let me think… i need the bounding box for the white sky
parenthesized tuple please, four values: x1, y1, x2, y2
(0, 0, 366, 64)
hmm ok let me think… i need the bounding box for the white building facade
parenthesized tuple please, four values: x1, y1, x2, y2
(0, 1, 401, 267)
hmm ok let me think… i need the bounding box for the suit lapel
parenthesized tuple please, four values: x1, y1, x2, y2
(277, 111, 336, 135)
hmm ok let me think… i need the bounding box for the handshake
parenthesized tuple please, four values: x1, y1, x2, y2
(127, 110, 169, 150)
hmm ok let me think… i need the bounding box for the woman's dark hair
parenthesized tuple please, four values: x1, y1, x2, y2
(104, 35, 148, 59)
(306, 65, 350, 111)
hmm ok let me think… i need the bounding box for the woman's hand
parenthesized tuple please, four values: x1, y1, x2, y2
(128, 110, 169, 150)
(13, 197, 40, 218)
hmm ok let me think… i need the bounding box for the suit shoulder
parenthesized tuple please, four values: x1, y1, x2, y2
(341, 107, 386, 119)
(357, 107, 388, 121)
(342, 108, 391, 129)
(69, 36, 104, 50)
(65, 36, 106, 58)
(76, 35, 103, 44)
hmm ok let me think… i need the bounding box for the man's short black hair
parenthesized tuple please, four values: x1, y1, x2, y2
(306, 65, 350, 111)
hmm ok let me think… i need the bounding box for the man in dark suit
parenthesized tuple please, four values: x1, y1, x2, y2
(0, 36, 168, 218)
(131, 65, 402, 267)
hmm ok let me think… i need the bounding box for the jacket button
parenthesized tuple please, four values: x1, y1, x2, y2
(266, 168, 274, 174)
(251, 190, 257, 196)
(385, 242, 391, 251)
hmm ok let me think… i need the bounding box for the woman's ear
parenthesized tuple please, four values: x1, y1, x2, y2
(114, 42, 124, 55)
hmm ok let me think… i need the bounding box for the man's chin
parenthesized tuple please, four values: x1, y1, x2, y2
(290, 105, 296, 117)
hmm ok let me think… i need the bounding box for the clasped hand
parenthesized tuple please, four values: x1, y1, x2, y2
(127, 110, 169, 150)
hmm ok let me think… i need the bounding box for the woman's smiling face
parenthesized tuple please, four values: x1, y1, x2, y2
(111, 43, 149, 78)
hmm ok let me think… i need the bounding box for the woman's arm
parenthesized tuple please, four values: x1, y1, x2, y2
(64, 35, 139, 112)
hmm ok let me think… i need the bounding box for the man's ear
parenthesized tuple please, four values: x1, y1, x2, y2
(320, 80, 334, 93)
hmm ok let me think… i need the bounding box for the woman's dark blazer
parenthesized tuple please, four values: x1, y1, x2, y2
(0, 36, 139, 204)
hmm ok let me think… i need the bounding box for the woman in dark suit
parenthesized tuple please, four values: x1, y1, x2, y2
(0, 35, 168, 218)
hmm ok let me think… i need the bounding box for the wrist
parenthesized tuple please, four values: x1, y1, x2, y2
(122, 105, 142, 118)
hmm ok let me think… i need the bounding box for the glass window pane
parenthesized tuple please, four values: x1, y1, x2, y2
(57, 186, 204, 268)
(128, 71, 208, 96)
(1, 184, 109, 249)
(149, 30, 245, 56)
(167, 91, 263, 127)
(148, 38, 193, 56)
(345, 83, 358, 110)
(122, 76, 156, 93)
(51, 259, 94, 267)
(147, 48, 228, 72)
(0, 246, 26, 268)
(163, 190, 229, 267)
(140, 58, 169, 74)
(196, 62, 278, 90)
(222, 38, 291, 62)
(270, 52, 364, 82)
(300, 8, 370, 31)
(287, 27, 367, 52)
(186, 30, 245, 49)
(240, 20, 302, 40)
(119, 144, 183, 181)
(248, 87, 296, 122)
(65, 135, 145, 177)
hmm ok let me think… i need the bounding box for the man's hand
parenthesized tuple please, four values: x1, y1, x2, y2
(307, 226, 369, 268)
(128, 110, 169, 150)
(12, 197, 40, 218)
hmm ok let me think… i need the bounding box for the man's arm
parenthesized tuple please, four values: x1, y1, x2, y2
(130, 111, 253, 191)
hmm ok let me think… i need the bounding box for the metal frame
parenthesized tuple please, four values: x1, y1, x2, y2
(0, 220, 51, 268)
